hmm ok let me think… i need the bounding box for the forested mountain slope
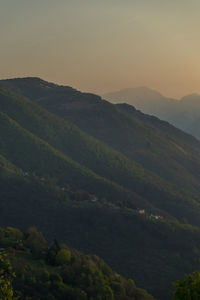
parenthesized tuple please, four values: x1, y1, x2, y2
(2, 78, 199, 191)
(0, 87, 198, 224)
(1, 78, 200, 225)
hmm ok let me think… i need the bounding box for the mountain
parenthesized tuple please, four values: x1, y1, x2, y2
(169, 94, 200, 138)
(0, 226, 155, 300)
(2, 78, 200, 298)
(104, 87, 177, 118)
(104, 87, 200, 139)
(0, 88, 161, 210)
(1, 78, 200, 225)
(0, 87, 188, 218)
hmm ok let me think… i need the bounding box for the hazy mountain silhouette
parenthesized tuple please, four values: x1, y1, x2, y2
(104, 87, 177, 117)
(104, 87, 200, 139)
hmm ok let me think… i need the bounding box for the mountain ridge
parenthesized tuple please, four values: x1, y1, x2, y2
(0, 86, 196, 221)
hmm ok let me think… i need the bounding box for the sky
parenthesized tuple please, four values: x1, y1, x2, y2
(1, 0, 200, 98)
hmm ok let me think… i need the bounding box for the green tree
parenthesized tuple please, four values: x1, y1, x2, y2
(0, 253, 14, 300)
(174, 271, 200, 300)
(6, 227, 23, 241)
(26, 227, 46, 254)
(55, 249, 71, 266)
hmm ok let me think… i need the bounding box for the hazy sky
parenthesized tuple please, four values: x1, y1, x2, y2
(1, 0, 200, 98)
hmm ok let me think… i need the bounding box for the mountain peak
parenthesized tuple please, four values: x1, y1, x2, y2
(104, 86, 164, 100)
(0, 77, 59, 88)
(120, 86, 162, 93)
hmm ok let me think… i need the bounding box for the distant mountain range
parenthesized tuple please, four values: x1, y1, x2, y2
(1, 78, 200, 299)
(104, 87, 200, 139)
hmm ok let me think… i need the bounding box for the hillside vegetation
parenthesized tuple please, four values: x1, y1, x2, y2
(1, 78, 200, 299)
(0, 226, 155, 300)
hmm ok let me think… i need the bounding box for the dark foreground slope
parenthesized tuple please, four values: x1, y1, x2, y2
(0, 226, 155, 300)
(0, 158, 200, 300)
